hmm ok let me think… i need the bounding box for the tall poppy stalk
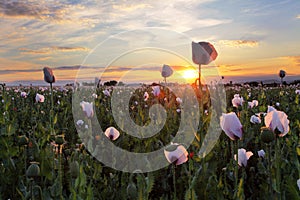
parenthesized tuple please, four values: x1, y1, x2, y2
(264, 109, 289, 199)
(220, 112, 243, 197)
(43, 67, 55, 135)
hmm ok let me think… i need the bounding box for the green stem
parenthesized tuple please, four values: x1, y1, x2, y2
(275, 137, 281, 200)
(50, 83, 54, 135)
(31, 179, 35, 200)
(267, 143, 273, 198)
(59, 145, 63, 199)
(172, 164, 177, 200)
(231, 140, 238, 198)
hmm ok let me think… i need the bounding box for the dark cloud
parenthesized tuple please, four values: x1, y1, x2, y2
(19, 46, 90, 54)
(0, 1, 62, 21)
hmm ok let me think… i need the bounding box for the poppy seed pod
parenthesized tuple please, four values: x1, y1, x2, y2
(69, 161, 79, 178)
(55, 135, 65, 145)
(260, 127, 275, 143)
(26, 162, 40, 177)
(18, 135, 29, 146)
(43, 67, 55, 83)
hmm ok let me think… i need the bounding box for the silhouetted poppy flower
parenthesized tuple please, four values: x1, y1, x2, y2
(43, 67, 55, 83)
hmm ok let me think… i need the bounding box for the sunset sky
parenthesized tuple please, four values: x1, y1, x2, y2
(0, 0, 300, 85)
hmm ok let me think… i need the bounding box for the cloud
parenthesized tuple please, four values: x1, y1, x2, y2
(0, 1, 101, 27)
(280, 55, 300, 66)
(19, 46, 90, 54)
(296, 15, 300, 19)
(218, 40, 259, 47)
(109, 0, 230, 32)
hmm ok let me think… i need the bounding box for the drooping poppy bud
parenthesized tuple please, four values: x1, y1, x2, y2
(43, 67, 55, 83)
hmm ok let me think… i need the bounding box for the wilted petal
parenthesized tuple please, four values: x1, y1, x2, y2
(220, 112, 243, 140)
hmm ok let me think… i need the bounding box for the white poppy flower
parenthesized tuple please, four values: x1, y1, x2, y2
(144, 92, 149, 101)
(176, 97, 182, 104)
(104, 127, 120, 141)
(103, 89, 110, 97)
(234, 148, 253, 167)
(92, 93, 98, 98)
(152, 86, 160, 97)
(265, 110, 289, 137)
(257, 149, 265, 158)
(76, 120, 84, 126)
(220, 112, 243, 140)
(164, 143, 188, 165)
(232, 94, 243, 107)
(250, 115, 261, 124)
(80, 101, 94, 118)
(35, 93, 45, 103)
(248, 100, 258, 108)
(20, 91, 27, 98)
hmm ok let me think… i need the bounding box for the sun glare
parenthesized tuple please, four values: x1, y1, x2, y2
(182, 69, 198, 80)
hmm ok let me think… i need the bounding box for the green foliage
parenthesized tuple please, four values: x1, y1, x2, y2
(0, 84, 299, 199)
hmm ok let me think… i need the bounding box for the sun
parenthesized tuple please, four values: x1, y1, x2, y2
(182, 69, 198, 80)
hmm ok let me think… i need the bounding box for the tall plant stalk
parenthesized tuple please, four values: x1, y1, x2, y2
(231, 140, 239, 198)
(172, 164, 177, 200)
(275, 137, 281, 200)
(267, 143, 273, 198)
(50, 82, 54, 135)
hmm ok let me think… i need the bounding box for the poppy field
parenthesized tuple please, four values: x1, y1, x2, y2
(0, 81, 300, 200)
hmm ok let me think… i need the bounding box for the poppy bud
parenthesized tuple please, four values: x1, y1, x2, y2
(69, 161, 79, 178)
(26, 162, 40, 177)
(18, 135, 29, 146)
(55, 135, 65, 145)
(43, 67, 55, 83)
(127, 182, 137, 199)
